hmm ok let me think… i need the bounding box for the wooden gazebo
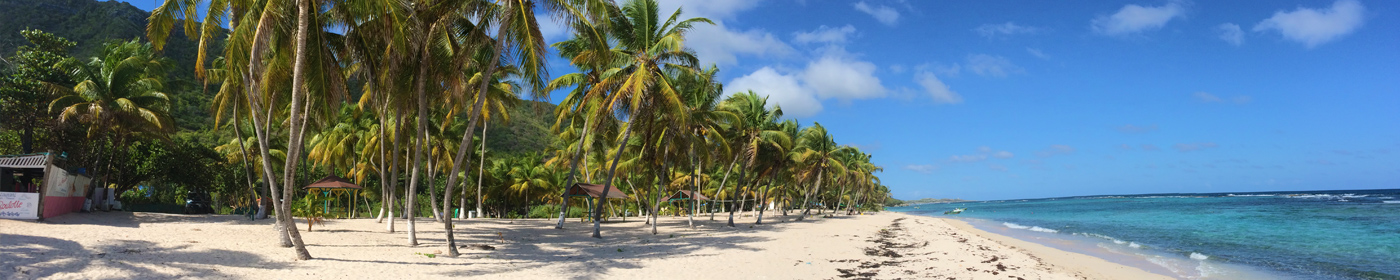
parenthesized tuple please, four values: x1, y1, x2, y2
(563, 183, 630, 221)
(303, 175, 362, 218)
(659, 190, 708, 216)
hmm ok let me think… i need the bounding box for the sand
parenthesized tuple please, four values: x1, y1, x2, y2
(2, 211, 1171, 279)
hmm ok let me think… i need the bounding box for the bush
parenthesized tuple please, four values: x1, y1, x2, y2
(527, 204, 588, 219)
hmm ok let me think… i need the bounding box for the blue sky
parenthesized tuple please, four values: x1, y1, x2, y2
(130, 0, 1400, 200)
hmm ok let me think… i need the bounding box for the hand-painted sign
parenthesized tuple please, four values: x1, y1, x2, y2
(0, 191, 40, 219)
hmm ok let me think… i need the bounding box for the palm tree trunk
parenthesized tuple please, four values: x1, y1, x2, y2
(404, 40, 435, 245)
(797, 168, 823, 222)
(554, 120, 590, 229)
(231, 109, 258, 217)
(386, 111, 405, 232)
(438, 22, 509, 257)
(591, 120, 634, 239)
(710, 153, 739, 220)
(688, 145, 697, 228)
(652, 149, 670, 235)
(475, 120, 488, 218)
(375, 102, 390, 222)
(426, 150, 442, 222)
(240, 6, 291, 248)
(756, 174, 776, 224)
(278, 0, 314, 260)
(727, 155, 749, 227)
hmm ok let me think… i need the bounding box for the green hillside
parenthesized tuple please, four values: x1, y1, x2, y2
(485, 100, 558, 155)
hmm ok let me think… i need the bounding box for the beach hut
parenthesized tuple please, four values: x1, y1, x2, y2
(302, 175, 362, 218)
(0, 152, 92, 220)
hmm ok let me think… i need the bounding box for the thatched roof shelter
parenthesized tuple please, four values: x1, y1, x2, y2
(564, 183, 630, 199)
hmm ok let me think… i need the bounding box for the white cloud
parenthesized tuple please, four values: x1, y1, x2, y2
(1026, 48, 1049, 59)
(946, 147, 1014, 163)
(656, 0, 762, 20)
(965, 54, 1021, 78)
(1092, 0, 1187, 36)
(687, 23, 794, 67)
(800, 48, 886, 101)
(536, 16, 570, 42)
(725, 49, 889, 118)
(1253, 0, 1366, 48)
(726, 67, 822, 118)
(914, 71, 962, 104)
(974, 22, 1041, 38)
(949, 155, 988, 163)
(1193, 91, 1224, 103)
(1174, 142, 1219, 152)
(1216, 23, 1244, 46)
(1037, 145, 1076, 158)
(794, 25, 857, 45)
(652, 0, 792, 67)
(904, 164, 939, 174)
(854, 2, 900, 26)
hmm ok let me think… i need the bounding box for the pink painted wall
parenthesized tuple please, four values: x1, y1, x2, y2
(42, 196, 84, 219)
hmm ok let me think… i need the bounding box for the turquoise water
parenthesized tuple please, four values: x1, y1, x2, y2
(895, 189, 1400, 280)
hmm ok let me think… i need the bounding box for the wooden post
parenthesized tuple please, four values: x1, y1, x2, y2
(35, 152, 54, 221)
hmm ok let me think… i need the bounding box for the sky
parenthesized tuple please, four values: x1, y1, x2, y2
(128, 0, 1400, 201)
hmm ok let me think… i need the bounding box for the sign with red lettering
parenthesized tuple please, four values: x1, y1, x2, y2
(0, 192, 39, 219)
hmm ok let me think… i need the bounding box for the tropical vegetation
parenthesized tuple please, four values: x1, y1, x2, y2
(0, 0, 891, 260)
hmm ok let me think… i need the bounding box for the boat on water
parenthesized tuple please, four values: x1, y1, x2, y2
(944, 208, 966, 215)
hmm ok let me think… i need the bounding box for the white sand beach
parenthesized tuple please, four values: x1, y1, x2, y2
(2, 211, 1169, 279)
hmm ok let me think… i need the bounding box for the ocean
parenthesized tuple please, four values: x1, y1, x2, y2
(894, 189, 1400, 280)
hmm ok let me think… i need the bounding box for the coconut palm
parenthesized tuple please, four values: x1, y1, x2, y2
(580, 0, 713, 238)
(791, 123, 850, 221)
(716, 90, 790, 226)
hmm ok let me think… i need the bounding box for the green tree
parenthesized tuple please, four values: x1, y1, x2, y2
(1, 29, 75, 154)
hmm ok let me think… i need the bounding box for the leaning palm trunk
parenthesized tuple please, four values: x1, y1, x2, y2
(591, 121, 634, 238)
(554, 120, 590, 229)
(475, 120, 488, 218)
(755, 174, 777, 224)
(438, 23, 509, 257)
(727, 158, 749, 227)
(273, 0, 315, 260)
(230, 109, 260, 217)
(711, 153, 738, 220)
(796, 169, 824, 222)
(426, 151, 442, 222)
(241, 13, 291, 248)
(404, 41, 435, 245)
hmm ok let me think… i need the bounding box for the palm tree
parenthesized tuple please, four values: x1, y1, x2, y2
(48, 39, 175, 143)
(547, 2, 623, 229)
(716, 90, 790, 226)
(582, 0, 712, 238)
(434, 0, 560, 256)
(791, 123, 849, 221)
